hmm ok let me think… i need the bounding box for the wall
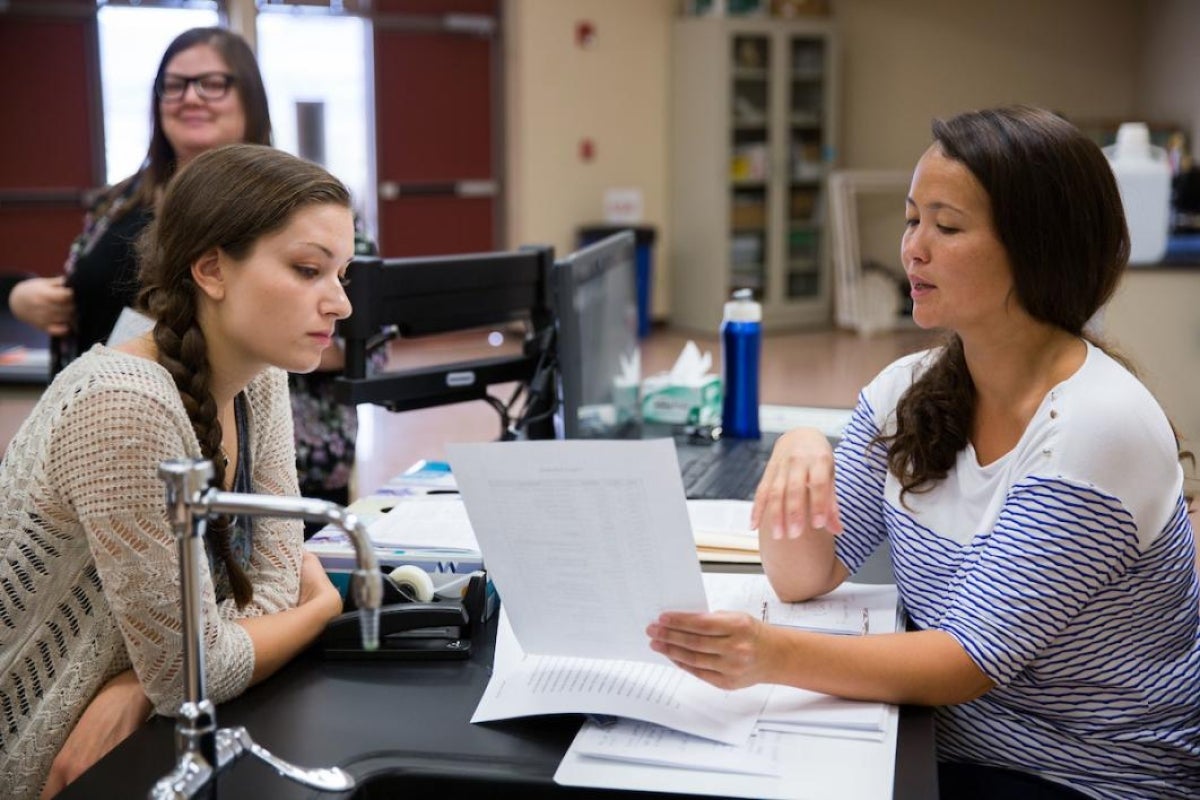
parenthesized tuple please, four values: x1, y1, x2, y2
(837, 0, 1147, 170)
(836, 0, 1148, 278)
(1105, 270, 1200, 484)
(1136, 0, 1200, 147)
(502, 0, 674, 319)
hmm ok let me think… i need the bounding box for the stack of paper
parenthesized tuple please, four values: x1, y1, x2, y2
(445, 440, 902, 800)
(553, 578, 902, 798)
(687, 499, 761, 564)
(306, 493, 483, 575)
(557, 705, 900, 800)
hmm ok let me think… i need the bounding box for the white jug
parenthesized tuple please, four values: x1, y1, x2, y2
(1103, 122, 1172, 265)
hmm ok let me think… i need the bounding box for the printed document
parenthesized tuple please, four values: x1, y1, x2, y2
(474, 611, 769, 745)
(366, 495, 480, 552)
(570, 718, 783, 777)
(446, 439, 707, 663)
(556, 706, 899, 800)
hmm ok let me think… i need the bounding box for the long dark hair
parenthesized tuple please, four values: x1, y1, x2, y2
(882, 106, 1132, 500)
(137, 144, 349, 606)
(123, 27, 272, 215)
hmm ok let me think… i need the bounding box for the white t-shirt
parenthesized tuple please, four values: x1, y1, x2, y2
(832, 342, 1200, 799)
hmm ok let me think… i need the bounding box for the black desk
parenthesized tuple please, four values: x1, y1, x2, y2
(61, 616, 938, 799)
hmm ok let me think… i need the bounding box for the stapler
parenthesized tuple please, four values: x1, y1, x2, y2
(321, 602, 471, 660)
(321, 570, 489, 661)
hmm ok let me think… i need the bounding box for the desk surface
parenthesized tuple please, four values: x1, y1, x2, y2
(61, 616, 938, 799)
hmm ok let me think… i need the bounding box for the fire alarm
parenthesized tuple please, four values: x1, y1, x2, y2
(579, 138, 595, 162)
(576, 20, 596, 48)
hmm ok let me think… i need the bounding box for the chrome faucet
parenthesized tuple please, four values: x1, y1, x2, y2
(150, 459, 383, 800)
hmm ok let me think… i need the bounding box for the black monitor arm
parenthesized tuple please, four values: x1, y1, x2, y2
(333, 247, 557, 438)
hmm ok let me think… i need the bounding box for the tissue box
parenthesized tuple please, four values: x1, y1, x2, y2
(641, 372, 722, 426)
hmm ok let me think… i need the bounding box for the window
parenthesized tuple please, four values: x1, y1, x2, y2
(97, 3, 221, 185)
(257, 8, 374, 237)
(95, 2, 374, 234)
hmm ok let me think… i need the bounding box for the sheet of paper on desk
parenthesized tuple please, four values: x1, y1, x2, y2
(445, 439, 707, 663)
(687, 499, 758, 552)
(758, 686, 887, 738)
(759, 404, 853, 437)
(473, 612, 769, 745)
(704, 573, 898, 636)
(556, 705, 899, 800)
(366, 495, 480, 552)
(570, 718, 783, 777)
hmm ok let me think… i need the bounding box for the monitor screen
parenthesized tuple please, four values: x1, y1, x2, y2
(552, 230, 642, 439)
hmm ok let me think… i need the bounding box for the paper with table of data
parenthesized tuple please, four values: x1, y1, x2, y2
(446, 439, 708, 663)
(474, 611, 770, 745)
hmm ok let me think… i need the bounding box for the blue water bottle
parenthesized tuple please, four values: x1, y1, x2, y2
(720, 289, 762, 439)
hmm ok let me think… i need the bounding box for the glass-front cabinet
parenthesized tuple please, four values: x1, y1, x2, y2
(671, 17, 837, 331)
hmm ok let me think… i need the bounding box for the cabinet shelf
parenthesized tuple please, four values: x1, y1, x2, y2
(790, 114, 822, 127)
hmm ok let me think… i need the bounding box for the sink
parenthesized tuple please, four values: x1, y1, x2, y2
(317, 749, 710, 799)
(319, 752, 591, 799)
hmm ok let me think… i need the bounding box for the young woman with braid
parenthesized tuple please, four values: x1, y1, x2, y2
(648, 107, 1199, 799)
(0, 144, 352, 799)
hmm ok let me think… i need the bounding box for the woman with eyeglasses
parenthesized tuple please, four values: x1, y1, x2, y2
(9, 26, 374, 526)
(8, 28, 271, 367)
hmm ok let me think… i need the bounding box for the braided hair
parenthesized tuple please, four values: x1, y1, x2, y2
(136, 144, 350, 606)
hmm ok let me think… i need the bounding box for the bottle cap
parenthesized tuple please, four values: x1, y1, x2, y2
(1113, 122, 1152, 159)
(724, 288, 761, 322)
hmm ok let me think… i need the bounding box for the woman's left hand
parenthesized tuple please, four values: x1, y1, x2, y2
(40, 669, 151, 799)
(646, 611, 777, 691)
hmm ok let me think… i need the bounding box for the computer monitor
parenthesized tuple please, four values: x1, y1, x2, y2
(551, 230, 642, 439)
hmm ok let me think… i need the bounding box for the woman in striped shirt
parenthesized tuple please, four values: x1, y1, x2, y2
(648, 106, 1199, 799)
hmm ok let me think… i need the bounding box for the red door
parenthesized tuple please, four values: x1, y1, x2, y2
(0, 2, 102, 278)
(371, 0, 500, 256)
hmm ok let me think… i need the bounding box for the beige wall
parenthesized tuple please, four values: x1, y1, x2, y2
(503, 0, 675, 317)
(837, 0, 1147, 170)
(837, 0, 1148, 275)
(1137, 0, 1200, 147)
(1106, 270, 1200, 483)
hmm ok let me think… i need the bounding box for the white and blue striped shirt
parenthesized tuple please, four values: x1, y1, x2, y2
(833, 343, 1200, 799)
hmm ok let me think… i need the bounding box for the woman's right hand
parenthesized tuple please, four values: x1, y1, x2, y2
(751, 427, 843, 540)
(9, 276, 75, 336)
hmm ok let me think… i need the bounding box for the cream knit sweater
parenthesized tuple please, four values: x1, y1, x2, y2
(0, 347, 304, 800)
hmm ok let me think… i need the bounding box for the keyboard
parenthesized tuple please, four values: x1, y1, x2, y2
(679, 439, 775, 500)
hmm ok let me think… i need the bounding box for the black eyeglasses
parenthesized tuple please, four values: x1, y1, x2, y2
(157, 72, 236, 102)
